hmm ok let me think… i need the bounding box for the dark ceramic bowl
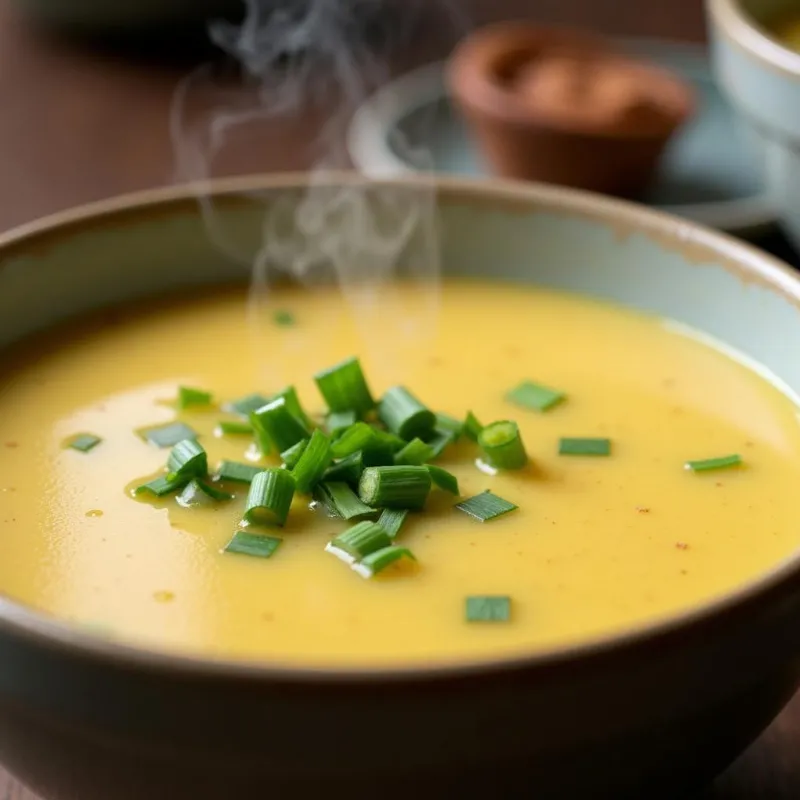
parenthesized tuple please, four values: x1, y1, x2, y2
(0, 174, 800, 800)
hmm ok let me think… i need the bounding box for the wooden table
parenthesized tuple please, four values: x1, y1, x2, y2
(1, 0, 798, 796)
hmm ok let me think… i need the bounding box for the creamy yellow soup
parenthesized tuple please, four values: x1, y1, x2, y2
(0, 280, 799, 668)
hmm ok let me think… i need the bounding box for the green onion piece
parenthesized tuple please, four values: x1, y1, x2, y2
(224, 393, 270, 417)
(463, 411, 484, 442)
(216, 460, 263, 484)
(435, 412, 463, 439)
(361, 437, 395, 467)
(272, 385, 313, 429)
(65, 433, 102, 453)
(466, 596, 511, 622)
(178, 386, 212, 409)
(139, 421, 198, 449)
(166, 439, 208, 480)
(224, 531, 282, 559)
(134, 474, 189, 497)
(330, 521, 391, 560)
(378, 386, 436, 441)
(243, 469, 296, 527)
(216, 420, 253, 436)
(455, 490, 518, 522)
(353, 546, 416, 578)
(322, 452, 365, 488)
(292, 429, 332, 493)
(314, 481, 377, 520)
(177, 479, 233, 507)
(314, 356, 374, 415)
(377, 508, 409, 539)
(250, 396, 308, 454)
(372, 429, 407, 453)
(684, 454, 742, 473)
(326, 410, 358, 436)
(427, 464, 459, 495)
(394, 438, 435, 466)
(479, 421, 528, 469)
(506, 381, 565, 412)
(281, 439, 309, 469)
(559, 437, 611, 457)
(273, 309, 295, 327)
(427, 429, 456, 460)
(331, 422, 376, 458)
(359, 465, 432, 511)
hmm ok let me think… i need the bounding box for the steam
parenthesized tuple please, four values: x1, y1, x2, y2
(169, 0, 469, 382)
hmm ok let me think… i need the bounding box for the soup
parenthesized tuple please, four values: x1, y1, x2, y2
(0, 280, 798, 668)
(768, 12, 800, 52)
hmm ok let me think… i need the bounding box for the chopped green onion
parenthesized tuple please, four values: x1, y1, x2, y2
(435, 412, 463, 439)
(506, 381, 565, 412)
(372, 429, 407, 453)
(358, 465, 432, 511)
(361, 437, 395, 466)
(427, 464, 459, 494)
(166, 439, 208, 480)
(314, 356, 374, 415)
(466, 596, 511, 622)
(559, 437, 611, 457)
(177, 479, 233, 507)
(250, 396, 308, 454)
(134, 474, 189, 497)
(427, 429, 456, 460)
(378, 386, 436, 441)
(224, 531, 282, 559)
(684, 454, 742, 473)
(463, 411, 484, 442)
(243, 469, 296, 527)
(139, 421, 198, 449)
(224, 393, 270, 417)
(216, 460, 263, 484)
(65, 433, 102, 453)
(330, 521, 391, 560)
(479, 421, 528, 469)
(313, 481, 376, 520)
(377, 508, 409, 539)
(178, 386, 212, 409)
(322, 452, 365, 488)
(394, 438, 435, 466)
(331, 422, 376, 458)
(273, 309, 295, 327)
(272, 386, 313, 429)
(326, 410, 358, 436)
(281, 439, 309, 469)
(292, 429, 332, 493)
(455, 491, 518, 522)
(216, 420, 253, 436)
(353, 546, 416, 578)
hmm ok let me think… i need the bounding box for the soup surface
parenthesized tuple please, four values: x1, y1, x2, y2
(0, 280, 799, 668)
(769, 12, 800, 52)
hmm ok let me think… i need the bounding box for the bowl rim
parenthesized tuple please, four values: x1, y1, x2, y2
(708, 0, 800, 79)
(2, 171, 800, 683)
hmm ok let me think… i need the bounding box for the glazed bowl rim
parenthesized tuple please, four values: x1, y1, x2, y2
(1, 171, 800, 684)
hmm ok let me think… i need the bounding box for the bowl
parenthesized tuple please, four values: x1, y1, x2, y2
(1, 174, 800, 799)
(707, 0, 800, 249)
(446, 23, 695, 198)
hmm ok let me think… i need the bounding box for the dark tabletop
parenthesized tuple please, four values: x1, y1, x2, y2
(0, 0, 798, 797)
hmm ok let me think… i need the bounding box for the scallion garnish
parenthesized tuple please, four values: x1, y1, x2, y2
(377, 508, 409, 539)
(361, 437, 396, 467)
(250, 396, 308, 454)
(427, 429, 456, 460)
(506, 381, 565, 412)
(216, 420, 253, 436)
(313, 481, 376, 520)
(65, 433, 102, 453)
(372, 429, 407, 453)
(330, 521, 391, 560)
(378, 386, 436, 441)
(559, 437, 611, 456)
(358, 465, 432, 510)
(139, 421, 198, 449)
(684, 454, 742, 473)
(326, 410, 358, 436)
(394, 438, 435, 466)
(273, 309, 295, 327)
(463, 411, 483, 442)
(224, 393, 270, 417)
(134, 474, 189, 497)
(292, 429, 332, 493)
(177, 479, 233, 507)
(435, 413, 463, 439)
(280, 439, 309, 469)
(166, 439, 208, 481)
(314, 356, 374, 415)
(322, 452, 365, 488)
(352, 546, 416, 578)
(242, 469, 296, 527)
(455, 491, 518, 522)
(273, 386, 313, 429)
(427, 464, 459, 495)
(224, 531, 282, 558)
(331, 422, 376, 459)
(178, 386, 212, 409)
(465, 596, 511, 622)
(216, 460, 263, 484)
(479, 421, 528, 469)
